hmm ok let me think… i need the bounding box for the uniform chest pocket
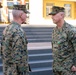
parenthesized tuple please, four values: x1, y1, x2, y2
(57, 34, 70, 54)
(57, 33, 68, 45)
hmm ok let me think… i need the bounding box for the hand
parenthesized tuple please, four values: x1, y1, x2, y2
(71, 66, 76, 71)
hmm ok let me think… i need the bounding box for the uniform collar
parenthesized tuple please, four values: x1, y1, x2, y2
(11, 21, 21, 27)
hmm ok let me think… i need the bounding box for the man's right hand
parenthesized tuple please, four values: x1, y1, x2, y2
(71, 65, 76, 71)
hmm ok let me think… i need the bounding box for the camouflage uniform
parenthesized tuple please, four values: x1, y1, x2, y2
(52, 21, 76, 75)
(1, 22, 29, 75)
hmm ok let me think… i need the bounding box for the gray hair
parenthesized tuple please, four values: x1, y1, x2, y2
(12, 10, 21, 18)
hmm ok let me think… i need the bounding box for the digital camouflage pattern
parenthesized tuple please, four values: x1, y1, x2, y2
(0, 22, 29, 75)
(52, 21, 76, 75)
(13, 5, 29, 13)
(49, 6, 65, 15)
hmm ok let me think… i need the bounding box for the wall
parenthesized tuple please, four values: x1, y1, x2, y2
(74, 2, 76, 19)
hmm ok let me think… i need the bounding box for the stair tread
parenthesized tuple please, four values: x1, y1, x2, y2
(0, 72, 3, 75)
(28, 46, 52, 50)
(29, 60, 53, 64)
(29, 53, 53, 57)
(32, 67, 52, 72)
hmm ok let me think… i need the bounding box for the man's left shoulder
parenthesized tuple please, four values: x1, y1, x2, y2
(65, 23, 75, 30)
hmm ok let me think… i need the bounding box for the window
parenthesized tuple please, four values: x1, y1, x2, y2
(7, 2, 13, 6)
(46, 3, 54, 16)
(64, 4, 71, 18)
(26, 2, 29, 11)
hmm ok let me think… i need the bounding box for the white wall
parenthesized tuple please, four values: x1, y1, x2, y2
(29, 0, 43, 25)
(29, 0, 53, 26)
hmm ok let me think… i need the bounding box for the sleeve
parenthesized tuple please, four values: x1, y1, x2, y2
(1, 32, 13, 63)
(12, 30, 29, 72)
(68, 28, 76, 66)
(51, 28, 55, 50)
(11, 31, 28, 64)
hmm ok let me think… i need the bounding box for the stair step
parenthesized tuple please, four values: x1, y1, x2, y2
(0, 72, 3, 75)
(29, 53, 52, 56)
(26, 36, 52, 39)
(30, 61, 52, 68)
(28, 46, 52, 50)
(30, 68, 54, 75)
(27, 39, 51, 42)
(0, 64, 3, 72)
(32, 67, 52, 72)
(29, 54, 53, 61)
(0, 57, 2, 64)
(27, 35, 52, 37)
(24, 29, 53, 32)
(29, 60, 53, 64)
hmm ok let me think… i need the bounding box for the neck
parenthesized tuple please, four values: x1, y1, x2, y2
(13, 18, 22, 25)
(57, 20, 64, 29)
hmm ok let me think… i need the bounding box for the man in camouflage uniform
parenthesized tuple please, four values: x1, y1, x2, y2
(0, 5, 30, 75)
(49, 6, 76, 75)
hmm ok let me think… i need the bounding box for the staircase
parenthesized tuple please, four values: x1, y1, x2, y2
(0, 26, 54, 75)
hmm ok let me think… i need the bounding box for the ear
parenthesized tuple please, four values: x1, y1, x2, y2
(61, 12, 65, 17)
(19, 12, 23, 18)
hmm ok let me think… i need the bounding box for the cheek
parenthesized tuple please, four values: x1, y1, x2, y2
(53, 16, 58, 21)
(52, 15, 58, 19)
(22, 14, 27, 20)
(24, 14, 27, 19)
(55, 15, 61, 20)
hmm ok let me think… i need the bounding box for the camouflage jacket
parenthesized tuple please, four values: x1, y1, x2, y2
(1, 22, 29, 72)
(52, 21, 76, 71)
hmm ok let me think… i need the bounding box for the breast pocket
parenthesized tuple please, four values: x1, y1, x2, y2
(58, 33, 67, 44)
(57, 33, 68, 50)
